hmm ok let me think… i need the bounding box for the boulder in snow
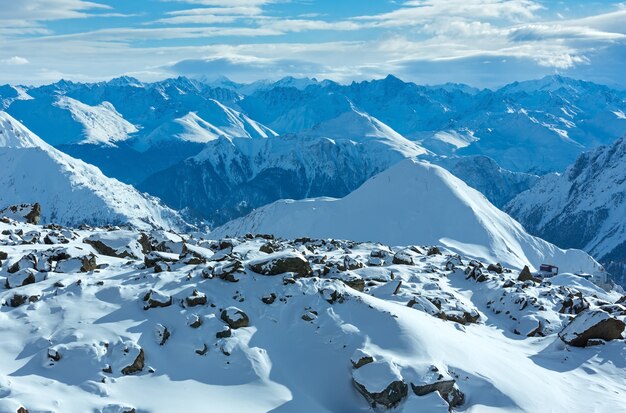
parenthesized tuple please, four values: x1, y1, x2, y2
(220, 307, 249, 329)
(352, 360, 408, 408)
(249, 251, 312, 277)
(559, 309, 625, 347)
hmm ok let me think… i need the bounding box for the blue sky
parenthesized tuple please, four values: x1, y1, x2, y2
(1, 0, 625, 87)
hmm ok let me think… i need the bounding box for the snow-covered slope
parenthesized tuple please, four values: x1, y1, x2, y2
(1, 221, 623, 412)
(134, 100, 277, 151)
(0, 112, 186, 230)
(507, 135, 626, 283)
(53, 96, 138, 146)
(214, 159, 601, 274)
(139, 110, 427, 225)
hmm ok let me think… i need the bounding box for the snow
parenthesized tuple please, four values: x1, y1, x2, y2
(1, 221, 624, 412)
(0, 112, 187, 230)
(134, 100, 277, 152)
(352, 360, 403, 393)
(53, 96, 138, 146)
(213, 159, 601, 275)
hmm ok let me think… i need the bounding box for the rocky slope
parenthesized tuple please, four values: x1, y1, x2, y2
(0, 214, 624, 412)
(507, 135, 626, 285)
(0, 112, 187, 231)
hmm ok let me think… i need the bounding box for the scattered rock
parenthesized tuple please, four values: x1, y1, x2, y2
(351, 349, 375, 369)
(0, 203, 40, 224)
(487, 263, 504, 274)
(154, 324, 170, 346)
(185, 289, 207, 307)
(220, 307, 249, 329)
(143, 290, 173, 310)
(427, 246, 441, 256)
(261, 293, 277, 304)
(47, 348, 62, 362)
(216, 327, 232, 339)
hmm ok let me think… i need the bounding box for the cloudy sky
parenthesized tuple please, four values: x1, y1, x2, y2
(1, 0, 625, 87)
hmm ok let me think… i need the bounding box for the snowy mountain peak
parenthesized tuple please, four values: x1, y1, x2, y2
(107, 76, 143, 88)
(214, 158, 601, 275)
(306, 108, 429, 158)
(0, 111, 49, 149)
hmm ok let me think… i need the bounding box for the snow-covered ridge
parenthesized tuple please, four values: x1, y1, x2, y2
(0, 112, 187, 231)
(53, 96, 138, 146)
(213, 159, 602, 275)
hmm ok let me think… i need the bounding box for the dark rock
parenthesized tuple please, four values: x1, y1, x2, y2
(143, 290, 173, 310)
(518, 266, 539, 283)
(220, 307, 249, 329)
(353, 361, 408, 409)
(427, 246, 441, 256)
(185, 289, 207, 307)
(261, 293, 277, 304)
(214, 260, 244, 282)
(8, 294, 39, 307)
(249, 252, 312, 278)
(121, 348, 145, 375)
(216, 327, 232, 339)
(559, 309, 625, 347)
(411, 379, 465, 408)
(487, 263, 504, 274)
(8, 253, 37, 274)
(195, 344, 208, 355)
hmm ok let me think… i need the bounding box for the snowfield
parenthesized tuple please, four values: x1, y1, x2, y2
(0, 217, 624, 413)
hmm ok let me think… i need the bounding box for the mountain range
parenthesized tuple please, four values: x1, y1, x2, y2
(1, 74, 625, 284)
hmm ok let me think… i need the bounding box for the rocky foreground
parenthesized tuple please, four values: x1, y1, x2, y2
(0, 209, 625, 412)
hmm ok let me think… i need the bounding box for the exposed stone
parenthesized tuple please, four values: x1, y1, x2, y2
(185, 289, 207, 307)
(121, 348, 145, 375)
(559, 309, 625, 347)
(261, 293, 277, 304)
(411, 379, 464, 409)
(249, 252, 312, 278)
(518, 266, 539, 283)
(216, 327, 232, 339)
(487, 263, 504, 274)
(220, 307, 249, 329)
(143, 290, 173, 310)
(427, 246, 441, 256)
(353, 361, 408, 409)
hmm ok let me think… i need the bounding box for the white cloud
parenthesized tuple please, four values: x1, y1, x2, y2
(2, 56, 30, 65)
